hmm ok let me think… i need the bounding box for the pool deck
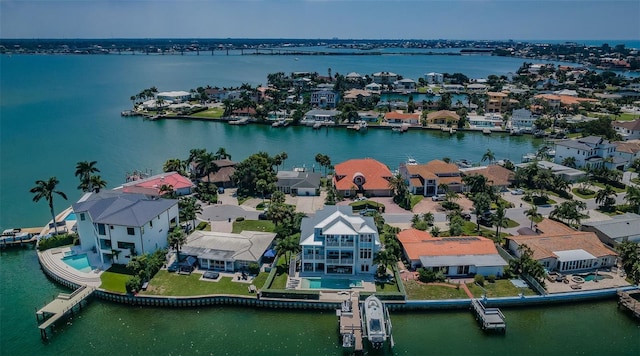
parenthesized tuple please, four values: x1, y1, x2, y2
(544, 270, 630, 294)
(39, 246, 104, 288)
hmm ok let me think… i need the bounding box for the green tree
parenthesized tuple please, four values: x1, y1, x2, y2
(524, 205, 542, 229)
(388, 173, 410, 209)
(197, 152, 219, 183)
(471, 192, 491, 231)
(215, 147, 231, 160)
(561, 156, 577, 168)
(179, 196, 202, 231)
(30, 177, 68, 236)
(373, 249, 397, 278)
(163, 158, 186, 175)
(595, 185, 617, 211)
(167, 227, 186, 256)
(550, 200, 589, 226)
(89, 175, 107, 193)
(481, 149, 495, 165)
(75, 160, 100, 192)
(275, 234, 301, 266)
(232, 152, 278, 197)
(624, 185, 640, 214)
(492, 202, 508, 242)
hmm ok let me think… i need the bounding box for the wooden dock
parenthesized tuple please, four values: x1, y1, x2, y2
(471, 298, 506, 332)
(617, 289, 640, 319)
(36, 285, 95, 340)
(336, 292, 364, 352)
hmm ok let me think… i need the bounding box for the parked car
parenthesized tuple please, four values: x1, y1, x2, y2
(478, 211, 493, 226)
(218, 187, 225, 194)
(460, 212, 472, 221)
(510, 188, 524, 195)
(355, 196, 368, 201)
(431, 194, 446, 201)
(359, 208, 377, 216)
(258, 213, 268, 220)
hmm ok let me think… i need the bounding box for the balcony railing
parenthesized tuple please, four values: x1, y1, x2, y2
(325, 258, 354, 264)
(325, 241, 354, 247)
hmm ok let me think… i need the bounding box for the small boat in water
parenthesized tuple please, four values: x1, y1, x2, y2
(362, 295, 391, 349)
(482, 128, 492, 135)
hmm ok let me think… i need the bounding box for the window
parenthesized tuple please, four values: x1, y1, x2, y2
(117, 241, 135, 250)
(97, 223, 105, 235)
(361, 264, 369, 272)
(80, 213, 85, 221)
(360, 249, 372, 259)
(149, 220, 153, 228)
(127, 227, 135, 235)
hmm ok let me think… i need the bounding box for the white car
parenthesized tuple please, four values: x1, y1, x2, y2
(431, 194, 446, 201)
(511, 188, 525, 195)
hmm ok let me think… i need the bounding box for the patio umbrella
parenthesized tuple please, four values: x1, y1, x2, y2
(264, 249, 276, 258)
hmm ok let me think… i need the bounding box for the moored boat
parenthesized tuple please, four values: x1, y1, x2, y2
(362, 295, 390, 349)
(482, 128, 492, 135)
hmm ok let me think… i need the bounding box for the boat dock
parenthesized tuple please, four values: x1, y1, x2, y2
(470, 298, 506, 332)
(36, 285, 95, 340)
(0, 227, 40, 249)
(617, 289, 640, 319)
(336, 291, 364, 352)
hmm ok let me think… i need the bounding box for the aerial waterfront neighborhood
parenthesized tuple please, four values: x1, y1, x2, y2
(3, 38, 640, 352)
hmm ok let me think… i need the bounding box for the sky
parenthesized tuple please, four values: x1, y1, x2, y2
(1, 0, 639, 40)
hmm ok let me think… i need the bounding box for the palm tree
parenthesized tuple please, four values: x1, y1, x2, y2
(625, 185, 640, 214)
(186, 148, 207, 175)
(373, 249, 397, 278)
(163, 158, 186, 174)
(481, 149, 495, 165)
(215, 147, 231, 160)
(159, 184, 175, 198)
(89, 175, 107, 193)
(462, 174, 489, 194)
(30, 177, 68, 235)
(279, 152, 288, 170)
(178, 196, 202, 231)
(492, 203, 508, 242)
(275, 235, 301, 266)
(197, 152, 219, 183)
(524, 205, 542, 229)
(595, 185, 616, 211)
(561, 156, 577, 168)
(75, 160, 100, 192)
(168, 227, 186, 257)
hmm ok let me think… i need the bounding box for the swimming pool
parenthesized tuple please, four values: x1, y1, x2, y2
(582, 273, 613, 282)
(62, 253, 92, 273)
(65, 212, 77, 221)
(301, 278, 363, 290)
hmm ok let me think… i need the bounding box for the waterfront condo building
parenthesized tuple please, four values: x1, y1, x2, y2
(553, 136, 618, 169)
(299, 206, 381, 276)
(72, 191, 179, 265)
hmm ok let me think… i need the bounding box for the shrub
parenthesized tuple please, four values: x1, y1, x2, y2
(487, 274, 496, 283)
(196, 221, 208, 230)
(474, 274, 485, 286)
(417, 268, 445, 283)
(125, 275, 142, 294)
(235, 217, 245, 222)
(248, 262, 260, 274)
(37, 233, 78, 251)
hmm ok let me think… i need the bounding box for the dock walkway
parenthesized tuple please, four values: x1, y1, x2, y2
(336, 292, 364, 352)
(470, 298, 506, 332)
(618, 289, 640, 319)
(37, 285, 95, 339)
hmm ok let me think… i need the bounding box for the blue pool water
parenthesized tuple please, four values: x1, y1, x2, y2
(303, 278, 363, 289)
(62, 253, 92, 273)
(65, 213, 77, 221)
(582, 273, 613, 282)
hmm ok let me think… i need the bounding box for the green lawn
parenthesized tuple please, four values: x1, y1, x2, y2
(614, 113, 639, 121)
(191, 107, 224, 119)
(410, 195, 424, 209)
(592, 182, 626, 193)
(466, 279, 537, 298)
(403, 280, 469, 300)
(232, 220, 275, 233)
(100, 271, 132, 293)
(572, 188, 596, 199)
(375, 280, 401, 293)
(141, 270, 264, 296)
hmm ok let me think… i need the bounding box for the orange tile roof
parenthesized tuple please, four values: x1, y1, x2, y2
(423, 160, 460, 175)
(462, 165, 514, 187)
(333, 158, 393, 191)
(384, 112, 421, 121)
(534, 94, 599, 106)
(509, 219, 617, 260)
(487, 91, 508, 97)
(122, 172, 194, 195)
(426, 110, 460, 121)
(398, 228, 499, 261)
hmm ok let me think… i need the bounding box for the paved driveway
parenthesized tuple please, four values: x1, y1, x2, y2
(200, 205, 259, 222)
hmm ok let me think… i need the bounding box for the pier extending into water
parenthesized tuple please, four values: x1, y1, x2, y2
(617, 289, 640, 319)
(36, 285, 95, 340)
(336, 291, 364, 352)
(471, 298, 506, 332)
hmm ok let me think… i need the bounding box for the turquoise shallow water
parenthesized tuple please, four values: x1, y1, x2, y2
(1, 53, 639, 355)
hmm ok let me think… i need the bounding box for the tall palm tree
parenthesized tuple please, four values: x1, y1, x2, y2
(625, 185, 640, 214)
(524, 205, 542, 229)
(168, 227, 186, 257)
(30, 177, 68, 235)
(89, 175, 107, 193)
(215, 147, 231, 160)
(163, 158, 185, 174)
(595, 185, 616, 210)
(492, 203, 508, 242)
(481, 149, 495, 165)
(75, 160, 100, 192)
(197, 152, 219, 183)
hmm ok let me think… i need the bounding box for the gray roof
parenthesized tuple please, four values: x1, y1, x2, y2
(72, 191, 177, 227)
(182, 230, 276, 263)
(555, 136, 609, 150)
(582, 213, 640, 241)
(277, 171, 321, 189)
(304, 109, 341, 116)
(553, 249, 596, 262)
(300, 206, 378, 246)
(419, 254, 507, 268)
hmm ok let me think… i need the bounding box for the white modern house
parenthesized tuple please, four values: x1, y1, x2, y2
(156, 91, 193, 103)
(181, 230, 277, 271)
(372, 71, 398, 85)
(72, 191, 179, 265)
(424, 72, 444, 84)
(310, 90, 339, 108)
(510, 108, 537, 132)
(299, 206, 381, 276)
(553, 136, 617, 169)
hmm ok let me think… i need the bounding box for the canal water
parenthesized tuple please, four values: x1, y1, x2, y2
(1, 53, 638, 355)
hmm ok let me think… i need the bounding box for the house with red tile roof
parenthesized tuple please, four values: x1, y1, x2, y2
(397, 228, 507, 276)
(399, 159, 463, 196)
(426, 110, 459, 126)
(384, 112, 421, 127)
(460, 165, 515, 192)
(333, 158, 393, 197)
(507, 219, 617, 273)
(119, 171, 194, 196)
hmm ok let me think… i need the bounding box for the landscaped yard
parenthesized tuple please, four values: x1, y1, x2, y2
(572, 188, 596, 199)
(268, 255, 289, 289)
(403, 280, 469, 300)
(100, 265, 133, 293)
(191, 107, 224, 119)
(466, 279, 537, 298)
(141, 270, 265, 296)
(375, 280, 401, 293)
(232, 220, 275, 233)
(592, 182, 626, 193)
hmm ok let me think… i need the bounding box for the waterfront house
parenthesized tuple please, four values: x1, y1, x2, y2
(613, 140, 640, 168)
(343, 89, 373, 104)
(613, 119, 640, 140)
(399, 159, 463, 196)
(397, 229, 507, 276)
(507, 219, 617, 273)
(393, 78, 417, 92)
(118, 171, 194, 196)
(372, 71, 398, 85)
(276, 170, 321, 196)
(553, 136, 618, 169)
(442, 84, 465, 94)
(424, 72, 444, 84)
(302, 109, 341, 124)
(72, 191, 179, 265)
(459, 165, 514, 192)
(509, 108, 537, 132)
(485, 92, 510, 113)
(310, 90, 339, 108)
(333, 158, 393, 197)
(515, 160, 585, 183)
(425, 110, 460, 126)
(206, 159, 237, 188)
(466, 83, 488, 94)
(181, 230, 276, 272)
(357, 111, 380, 122)
(467, 113, 503, 129)
(581, 213, 640, 246)
(231, 107, 257, 118)
(534, 94, 599, 111)
(156, 91, 193, 103)
(365, 82, 382, 93)
(299, 206, 381, 276)
(384, 112, 421, 127)
(346, 72, 364, 82)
